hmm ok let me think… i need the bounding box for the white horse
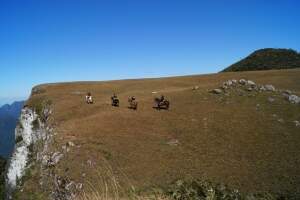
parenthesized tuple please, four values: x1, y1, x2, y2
(85, 93, 93, 104)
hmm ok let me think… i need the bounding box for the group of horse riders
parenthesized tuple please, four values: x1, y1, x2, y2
(85, 92, 169, 110)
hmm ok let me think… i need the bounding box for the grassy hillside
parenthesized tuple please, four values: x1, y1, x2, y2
(222, 48, 300, 72)
(20, 69, 300, 199)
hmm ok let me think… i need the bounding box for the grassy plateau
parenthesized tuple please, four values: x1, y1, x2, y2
(19, 69, 300, 199)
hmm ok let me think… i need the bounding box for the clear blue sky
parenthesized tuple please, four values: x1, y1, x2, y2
(0, 0, 299, 105)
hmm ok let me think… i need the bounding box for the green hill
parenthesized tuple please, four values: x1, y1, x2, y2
(222, 48, 300, 72)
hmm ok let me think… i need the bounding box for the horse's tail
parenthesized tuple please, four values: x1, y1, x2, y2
(134, 102, 138, 110)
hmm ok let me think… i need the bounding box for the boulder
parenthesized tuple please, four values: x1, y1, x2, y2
(265, 85, 276, 92)
(247, 80, 256, 87)
(288, 95, 300, 104)
(221, 85, 228, 90)
(259, 85, 266, 91)
(192, 86, 199, 90)
(166, 139, 180, 146)
(231, 79, 237, 84)
(268, 97, 275, 103)
(283, 90, 292, 95)
(272, 114, 277, 118)
(66, 141, 75, 147)
(49, 152, 63, 166)
(212, 89, 222, 94)
(76, 183, 83, 190)
(282, 93, 290, 99)
(223, 80, 233, 86)
(278, 118, 284, 123)
(42, 155, 50, 166)
(239, 79, 247, 85)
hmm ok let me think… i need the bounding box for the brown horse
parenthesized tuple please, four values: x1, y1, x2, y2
(154, 97, 170, 110)
(111, 95, 119, 107)
(128, 97, 138, 110)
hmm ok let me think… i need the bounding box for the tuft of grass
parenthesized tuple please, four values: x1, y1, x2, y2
(77, 159, 127, 200)
(76, 159, 167, 200)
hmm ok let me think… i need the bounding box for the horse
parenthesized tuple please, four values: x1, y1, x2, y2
(154, 97, 170, 110)
(86, 92, 93, 104)
(128, 97, 138, 110)
(111, 95, 119, 107)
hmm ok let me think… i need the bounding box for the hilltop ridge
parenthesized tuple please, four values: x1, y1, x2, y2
(222, 48, 300, 72)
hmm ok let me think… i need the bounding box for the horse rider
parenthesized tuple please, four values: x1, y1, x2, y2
(86, 92, 93, 104)
(160, 95, 165, 102)
(111, 93, 118, 101)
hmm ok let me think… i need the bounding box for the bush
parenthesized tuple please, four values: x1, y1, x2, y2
(167, 179, 242, 200)
(166, 179, 282, 200)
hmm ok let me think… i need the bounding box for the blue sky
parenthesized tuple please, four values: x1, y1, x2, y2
(0, 0, 299, 105)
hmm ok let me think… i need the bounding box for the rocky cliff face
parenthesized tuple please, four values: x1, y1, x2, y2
(3, 90, 76, 199)
(5, 102, 53, 199)
(6, 108, 36, 191)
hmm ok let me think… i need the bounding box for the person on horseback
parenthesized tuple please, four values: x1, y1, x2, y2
(128, 96, 138, 110)
(86, 92, 93, 104)
(111, 93, 119, 106)
(160, 95, 165, 103)
(154, 95, 169, 110)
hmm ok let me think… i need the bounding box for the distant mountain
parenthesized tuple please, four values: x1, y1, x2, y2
(0, 101, 24, 157)
(222, 48, 300, 72)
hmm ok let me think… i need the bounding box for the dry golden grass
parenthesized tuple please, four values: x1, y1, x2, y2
(25, 69, 300, 198)
(76, 158, 168, 200)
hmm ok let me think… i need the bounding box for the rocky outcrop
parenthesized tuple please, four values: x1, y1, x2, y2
(287, 95, 300, 104)
(5, 102, 55, 199)
(265, 84, 276, 92)
(211, 79, 300, 106)
(212, 89, 223, 94)
(6, 108, 38, 199)
(6, 108, 37, 194)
